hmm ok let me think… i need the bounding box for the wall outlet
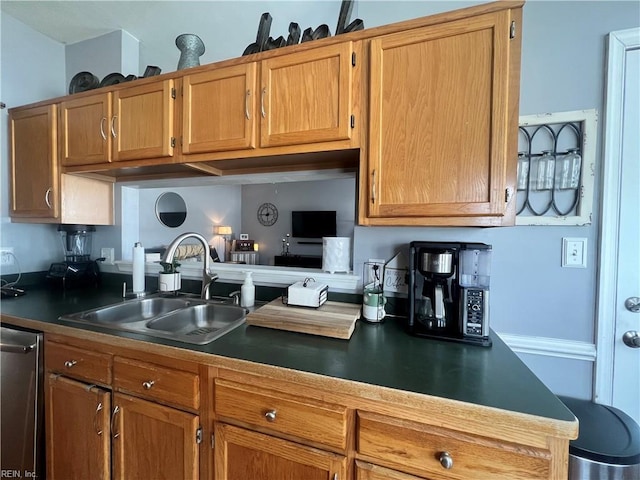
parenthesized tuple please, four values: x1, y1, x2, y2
(364, 258, 386, 286)
(0, 247, 15, 266)
(101, 247, 115, 264)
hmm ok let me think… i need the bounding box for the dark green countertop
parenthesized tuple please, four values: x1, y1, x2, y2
(0, 284, 576, 424)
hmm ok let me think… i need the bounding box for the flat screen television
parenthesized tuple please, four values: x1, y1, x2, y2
(291, 211, 337, 239)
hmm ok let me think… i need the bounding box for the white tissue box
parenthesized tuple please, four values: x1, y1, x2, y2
(287, 281, 328, 308)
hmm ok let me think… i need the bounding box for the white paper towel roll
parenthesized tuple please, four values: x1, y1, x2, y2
(322, 237, 351, 273)
(132, 242, 145, 293)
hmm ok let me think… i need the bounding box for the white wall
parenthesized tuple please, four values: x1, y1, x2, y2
(66, 29, 140, 87)
(0, 14, 67, 273)
(241, 178, 356, 262)
(123, 185, 242, 259)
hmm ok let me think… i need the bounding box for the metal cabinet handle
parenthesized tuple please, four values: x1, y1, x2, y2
(438, 451, 453, 469)
(45, 188, 52, 209)
(111, 406, 120, 439)
(64, 360, 77, 368)
(100, 117, 107, 140)
(142, 380, 155, 390)
(371, 170, 377, 204)
(0, 342, 35, 354)
(260, 87, 266, 118)
(110, 116, 117, 138)
(94, 402, 103, 436)
(332, 474, 338, 480)
(264, 410, 277, 422)
(245, 89, 251, 120)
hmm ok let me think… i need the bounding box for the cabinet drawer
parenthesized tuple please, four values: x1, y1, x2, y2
(357, 412, 552, 480)
(45, 341, 111, 385)
(113, 357, 199, 411)
(356, 460, 425, 480)
(215, 379, 348, 450)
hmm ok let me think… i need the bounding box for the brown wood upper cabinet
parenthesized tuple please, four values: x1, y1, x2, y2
(362, 8, 522, 226)
(9, 103, 114, 224)
(60, 79, 175, 166)
(182, 63, 258, 154)
(260, 41, 354, 148)
(181, 42, 355, 157)
(9, 104, 59, 219)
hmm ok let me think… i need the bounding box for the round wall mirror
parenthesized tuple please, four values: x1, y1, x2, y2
(155, 192, 187, 228)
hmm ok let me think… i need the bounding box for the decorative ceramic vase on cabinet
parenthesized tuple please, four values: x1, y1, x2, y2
(176, 34, 205, 70)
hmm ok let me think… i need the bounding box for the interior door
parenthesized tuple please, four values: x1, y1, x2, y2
(598, 27, 640, 424)
(612, 41, 640, 423)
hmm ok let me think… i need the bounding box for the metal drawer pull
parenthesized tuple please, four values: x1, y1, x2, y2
(264, 410, 277, 422)
(142, 380, 155, 390)
(110, 115, 117, 138)
(64, 360, 77, 368)
(100, 117, 107, 140)
(439, 451, 453, 469)
(245, 89, 251, 120)
(94, 402, 103, 436)
(260, 87, 266, 118)
(332, 474, 338, 480)
(111, 406, 120, 439)
(45, 188, 52, 209)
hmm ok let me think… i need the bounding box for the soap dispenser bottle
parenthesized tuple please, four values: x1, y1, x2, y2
(241, 271, 255, 308)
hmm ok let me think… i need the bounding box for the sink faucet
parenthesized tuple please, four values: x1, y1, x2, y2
(162, 232, 218, 300)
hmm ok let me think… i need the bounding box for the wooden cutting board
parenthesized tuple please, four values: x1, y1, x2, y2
(246, 298, 361, 339)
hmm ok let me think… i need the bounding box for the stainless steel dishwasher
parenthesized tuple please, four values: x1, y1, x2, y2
(1, 325, 43, 478)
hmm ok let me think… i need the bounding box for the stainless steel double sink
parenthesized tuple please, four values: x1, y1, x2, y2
(59, 294, 247, 345)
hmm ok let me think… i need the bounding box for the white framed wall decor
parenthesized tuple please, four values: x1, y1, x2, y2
(516, 109, 598, 226)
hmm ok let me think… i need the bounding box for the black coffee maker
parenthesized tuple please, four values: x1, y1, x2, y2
(408, 241, 492, 346)
(47, 225, 100, 289)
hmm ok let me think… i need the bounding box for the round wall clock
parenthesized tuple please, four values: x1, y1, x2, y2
(257, 202, 278, 226)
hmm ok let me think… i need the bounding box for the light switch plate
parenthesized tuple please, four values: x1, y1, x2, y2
(562, 237, 587, 268)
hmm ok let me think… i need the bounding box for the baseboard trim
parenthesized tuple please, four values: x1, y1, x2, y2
(497, 332, 596, 362)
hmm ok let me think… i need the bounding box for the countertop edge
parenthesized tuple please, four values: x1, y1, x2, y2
(1, 313, 579, 443)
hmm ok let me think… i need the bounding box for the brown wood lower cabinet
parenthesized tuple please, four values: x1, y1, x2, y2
(44, 338, 202, 480)
(214, 423, 347, 480)
(112, 393, 199, 479)
(46, 375, 111, 480)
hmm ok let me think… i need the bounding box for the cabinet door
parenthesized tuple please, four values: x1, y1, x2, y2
(183, 63, 257, 154)
(46, 374, 111, 480)
(368, 11, 518, 222)
(112, 392, 199, 480)
(260, 42, 354, 148)
(10, 104, 59, 218)
(112, 79, 175, 162)
(215, 423, 347, 480)
(60, 93, 112, 166)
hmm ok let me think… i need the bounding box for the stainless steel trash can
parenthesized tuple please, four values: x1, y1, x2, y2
(560, 396, 640, 480)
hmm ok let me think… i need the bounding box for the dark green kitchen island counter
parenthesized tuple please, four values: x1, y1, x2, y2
(0, 284, 577, 429)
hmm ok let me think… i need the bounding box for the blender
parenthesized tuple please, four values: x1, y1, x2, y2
(47, 225, 101, 289)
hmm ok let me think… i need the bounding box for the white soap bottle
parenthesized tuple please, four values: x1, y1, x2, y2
(240, 271, 255, 308)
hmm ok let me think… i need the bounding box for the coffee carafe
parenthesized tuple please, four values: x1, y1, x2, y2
(408, 241, 492, 346)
